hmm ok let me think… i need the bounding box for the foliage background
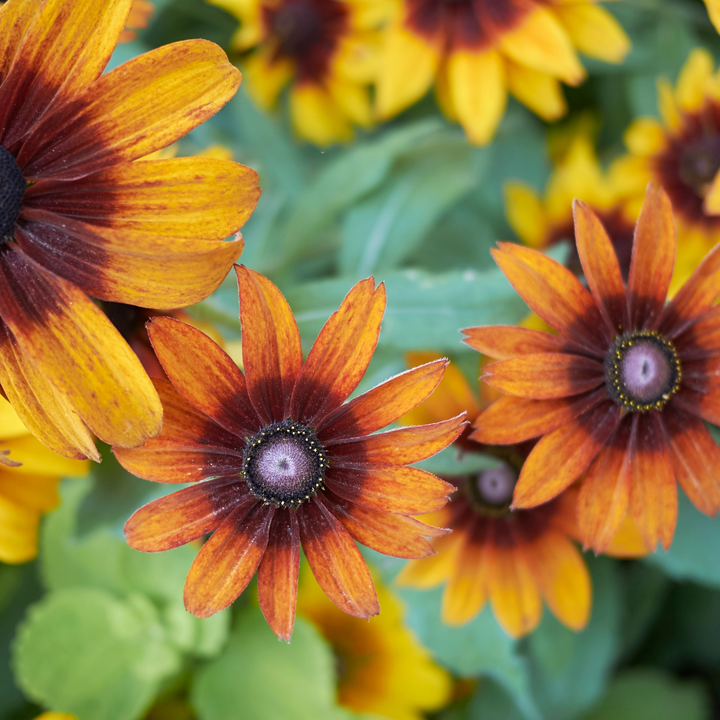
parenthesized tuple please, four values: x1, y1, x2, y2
(4, 0, 720, 718)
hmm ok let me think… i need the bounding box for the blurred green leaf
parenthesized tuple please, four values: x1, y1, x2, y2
(415, 447, 500, 476)
(192, 606, 351, 720)
(578, 669, 709, 720)
(143, 0, 237, 47)
(13, 588, 181, 720)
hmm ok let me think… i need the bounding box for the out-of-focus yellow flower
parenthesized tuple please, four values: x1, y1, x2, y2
(617, 48, 720, 294)
(375, 0, 630, 145)
(704, 0, 720, 34)
(0, 398, 88, 564)
(297, 564, 452, 720)
(208, 0, 390, 145)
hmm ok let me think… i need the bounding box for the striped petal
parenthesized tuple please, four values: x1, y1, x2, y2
(0, 0, 42, 85)
(462, 325, 574, 360)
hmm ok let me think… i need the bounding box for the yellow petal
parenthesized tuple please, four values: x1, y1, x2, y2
(676, 48, 715, 112)
(500, 7, 585, 85)
(704, 0, 720, 34)
(243, 49, 293, 109)
(290, 83, 354, 145)
(2, 436, 89, 477)
(448, 49, 506, 146)
(623, 118, 666, 156)
(0, 0, 42, 83)
(505, 182, 548, 248)
(326, 76, 372, 128)
(657, 77, 681, 132)
(704, 170, 720, 215)
(0, 471, 60, 512)
(506, 61, 566, 121)
(0, 495, 39, 564)
(553, 3, 630, 64)
(434, 60, 457, 121)
(603, 510, 651, 558)
(0, 395, 29, 440)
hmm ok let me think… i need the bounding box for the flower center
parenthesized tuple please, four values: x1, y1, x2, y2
(272, 1, 323, 58)
(466, 461, 517, 514)
(0, 145, 25, 243)
(242, 419, 328, 508)
(604, 331, 682, 412)
(679, 136, 720, 197)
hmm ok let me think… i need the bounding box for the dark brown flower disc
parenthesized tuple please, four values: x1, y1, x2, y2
(0, 145, 25, 242)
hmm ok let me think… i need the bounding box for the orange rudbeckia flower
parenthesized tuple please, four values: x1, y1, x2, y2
(467, 185, 720, 554)
(115, 267, 464, 641)
(0, 0, 259, 460)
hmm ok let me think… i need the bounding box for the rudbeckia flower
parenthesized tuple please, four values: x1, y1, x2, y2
(208, 0, 388, 145)
(0, 396, 88, 564)
(297, 564, 452, 719)
(375, 0, 630, 145)
(467, 185, 720, 554)
(617, 49, 720, 293)
(0, 0, 259, 460)
(506, 130, 637, 279)
(115, 267, 464, 640)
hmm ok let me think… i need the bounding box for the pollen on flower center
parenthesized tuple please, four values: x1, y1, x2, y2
(243, 419, 328, 507)
(272, 1, 324, 57)
(604, 331, 682, 412)
(467, 461, 517, 514)
(0, 145, 25, 243)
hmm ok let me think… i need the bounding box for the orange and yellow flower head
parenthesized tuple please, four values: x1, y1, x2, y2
(209, 0, 387, 145)
(0, 0, 260, 461)
(376, 0, 630, 145)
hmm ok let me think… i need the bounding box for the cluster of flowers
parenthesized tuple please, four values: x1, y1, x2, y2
(4, 0, 720, 717)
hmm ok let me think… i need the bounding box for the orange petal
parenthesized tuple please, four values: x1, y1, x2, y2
(327, 415, 466, 464)
(462, 325, 573, 360)
(629, 413, 677, 551)
(396, 527, 460, 589)
(491, 243, 607, 354)
(675, 386, 720, 427)
(317, 359, 448, 440)
(257, 511, 300, 642)
(298, 495, 379, 619)
(513, 401, 621, 508)
(290, 278, 386, 423)
(674, 304, 720, 360)
(124, 477, 252, 552)
(602, 511, 650, 558)
(184, 501, 273, 618)
(627, 185, 676, 330)
(472, 389, 606, 445)
(147, 316, 259, 438)
(236, 265, 302, 424)
(19, 39, 241, 177)
(573, 200, 628, 335)
(326, 464, 454, 515)
(577, 419, 632, 554)
(483, 353, 604, 399)
(0, 0, 42, 85)
(0, 246, 161, 448)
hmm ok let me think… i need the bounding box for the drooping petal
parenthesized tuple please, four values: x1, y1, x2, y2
(483, 353, 604, 399)
(629, 413, 677, 551)
(627, 185, 676, 330)
(317, 359, 447, 441)
(0, 246, 161, 448)
(0, 0, 131, 147)
(577, 418, 633, 554)
(124, 476, 252, 552)
(17, 39, 242, 178)
(513, 401, 621, 508)
(257, 511, 300, 642)
(472, 389, 606, 445)
(462, 325, 575, 360)
(236, 265, 303, 424)
(298, 495, 379, 619)
(491, 242, 607, 354)
(184, 501, 274, 618)
(326, 415, 466, 465)
(0, 0, 42, 84)
(147, 317, 259, 438)
(573, 200, 628, 335)
(291, 278, 386, 423)
(326, 464, 454, 515)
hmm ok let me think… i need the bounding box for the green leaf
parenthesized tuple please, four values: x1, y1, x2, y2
(578, 669, 709, 720)
(192, 605, 350, 720)
(13, 588, 181, 720)
(415, 447, 500, 476)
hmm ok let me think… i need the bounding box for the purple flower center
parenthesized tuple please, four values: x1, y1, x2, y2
(473, 461, 517, 509)
(605, 331, 682, 412)
(0, 145, 25, 243)
(243, 419, 328, 507)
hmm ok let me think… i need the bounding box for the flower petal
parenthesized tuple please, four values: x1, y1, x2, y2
(18, 39, 241, 178)
(629, 413, 677, 551)
(491, 242, 607, 354)
(472, 389, 606, 445)
(257, 511, 300, 642)
(674, 386, 720, 426)
(0, 246, 161, 448)
(573, 200, 628, 335)
(291, 278, 385, 424)
(483, 353, 604, 399)
(674, 304, 720, 360)
(0, 0, 41, 84)
(577, 418, 633, 554)
(326, 464, 454, 515)
(236, 265, 303, 424)
(147, 316, 259, 438)
(184, 501, 273, 618)
(317, 359, 448, 441)
(627, 185, 676, 330)
(462, 325, 575, 360)
(298, 495, 379, 619)
(124, 476, 252, 552)
(513, 401, 621, 508)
